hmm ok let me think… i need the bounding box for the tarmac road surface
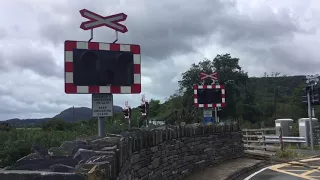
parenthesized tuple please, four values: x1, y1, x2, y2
(243, 167, 306, 180)
(241, 157, 320, 180)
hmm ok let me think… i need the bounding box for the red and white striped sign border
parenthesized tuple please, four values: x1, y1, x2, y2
(64, 40, 141, 94)
(193, 84, 226, 108)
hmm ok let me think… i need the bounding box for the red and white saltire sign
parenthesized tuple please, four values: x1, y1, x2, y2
(200, 72, 218, 81)
(79, 9, 128, 33)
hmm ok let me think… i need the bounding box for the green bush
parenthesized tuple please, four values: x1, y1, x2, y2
(276, 149, 299, 159)
(41, 118, 74, 131)
(0, 118, 128, 167)
(0, 129, 83, 167)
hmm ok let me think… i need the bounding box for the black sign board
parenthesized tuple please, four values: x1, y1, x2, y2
(73, 49, 134, 86)
(197, 88, 222, 104)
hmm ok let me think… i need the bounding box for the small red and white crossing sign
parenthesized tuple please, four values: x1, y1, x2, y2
(79, 9, 128, 33)
(200, 72, 218, 81)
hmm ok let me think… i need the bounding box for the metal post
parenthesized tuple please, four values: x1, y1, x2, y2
(312, 108, 315, 117)
(307, 91, 314, 150)
(98, 117, 106, 137)
(279, 127, 284, 151)
(214, 107, 218, 123)
(128, 118, 131, 129)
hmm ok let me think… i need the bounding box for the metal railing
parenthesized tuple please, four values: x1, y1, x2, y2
(264, 136, 306, 143)
(242, 128, 306, 152)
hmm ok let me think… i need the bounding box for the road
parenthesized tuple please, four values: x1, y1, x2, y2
(239, 157, 320, 180)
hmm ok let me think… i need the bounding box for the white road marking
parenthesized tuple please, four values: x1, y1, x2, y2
(243, 166, 270, 180)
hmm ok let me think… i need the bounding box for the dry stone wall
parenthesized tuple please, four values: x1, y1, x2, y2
(118, 123, 244, 180)
(0, 123, 243, 180)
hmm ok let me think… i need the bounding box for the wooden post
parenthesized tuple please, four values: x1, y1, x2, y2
(261, 129, 266, 151)
(279, 127, 284, 151)
(245, 129, 248, 149)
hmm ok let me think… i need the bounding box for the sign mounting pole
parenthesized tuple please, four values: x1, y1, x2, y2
(141, 94, 148, 126)
(92, 94, 113, 137)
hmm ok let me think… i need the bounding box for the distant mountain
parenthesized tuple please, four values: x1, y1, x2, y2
(54, 106, 123, 122)
(4, 106, 123, 127)
(5, 118, 52, 128)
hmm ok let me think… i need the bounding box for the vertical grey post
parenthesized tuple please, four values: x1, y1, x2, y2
(128, 118, 131, 129)
(98, 116, 106, 137)
(214, 107, 218, 123)
(307, 91, 314, 150)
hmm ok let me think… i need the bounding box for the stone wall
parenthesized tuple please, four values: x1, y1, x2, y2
(117, 123, 244, 180)
(0, 123, 243, 180)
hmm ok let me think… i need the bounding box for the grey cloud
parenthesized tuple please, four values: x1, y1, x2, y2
(8, 46, 60, 78)
(242, 42, 320, 76)
(203, 3, 318, 77)
(0, 107, 19, 114)
(37, 0, 237, 61)
(0, 28, 7, 40)
(268, 45, 320, 74)
(141, 59, 179, 97)
(213, 8, 306, 46)
(0, 52, 10, 72)
(37, 0, 307, 63)
(0, 0, 319, 120)
(0, 85, 13, 96)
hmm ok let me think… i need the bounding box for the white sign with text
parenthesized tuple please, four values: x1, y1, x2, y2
(92, 94, 113, 117)
(203, 109, 213, 117)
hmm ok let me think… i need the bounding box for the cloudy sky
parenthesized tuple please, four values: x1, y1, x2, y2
(0, 0, 319, 120)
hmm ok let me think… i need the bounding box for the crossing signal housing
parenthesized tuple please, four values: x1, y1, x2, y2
(123, 108, 131, 118)
(302, 85, 320, 105)
(139, 103, 147, 116)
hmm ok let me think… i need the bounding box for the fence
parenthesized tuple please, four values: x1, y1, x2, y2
(313, 125, 320, 146)
(242, 128, 306, 152)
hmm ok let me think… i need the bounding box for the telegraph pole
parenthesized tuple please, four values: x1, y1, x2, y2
(307, 89, 314, 150)
(305, 74, 320, 150)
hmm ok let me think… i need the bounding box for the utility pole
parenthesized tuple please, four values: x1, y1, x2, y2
(307, 89, 314, 150)
(274, 86, 277, 117)
(305, 74, 320, 150)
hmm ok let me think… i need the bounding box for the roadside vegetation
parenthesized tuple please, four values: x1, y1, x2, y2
(276, 149, 300, 159)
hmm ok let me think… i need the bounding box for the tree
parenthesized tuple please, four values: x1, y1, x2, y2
(148, 99, 161, 118)
(212, 54, 249, 120)
(176, 54, 250, 123)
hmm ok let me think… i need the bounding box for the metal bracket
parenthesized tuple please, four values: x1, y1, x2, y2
(87, 29, 118, 43)
(113, 31, 118, 43)
(88, 29, 93, 42)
